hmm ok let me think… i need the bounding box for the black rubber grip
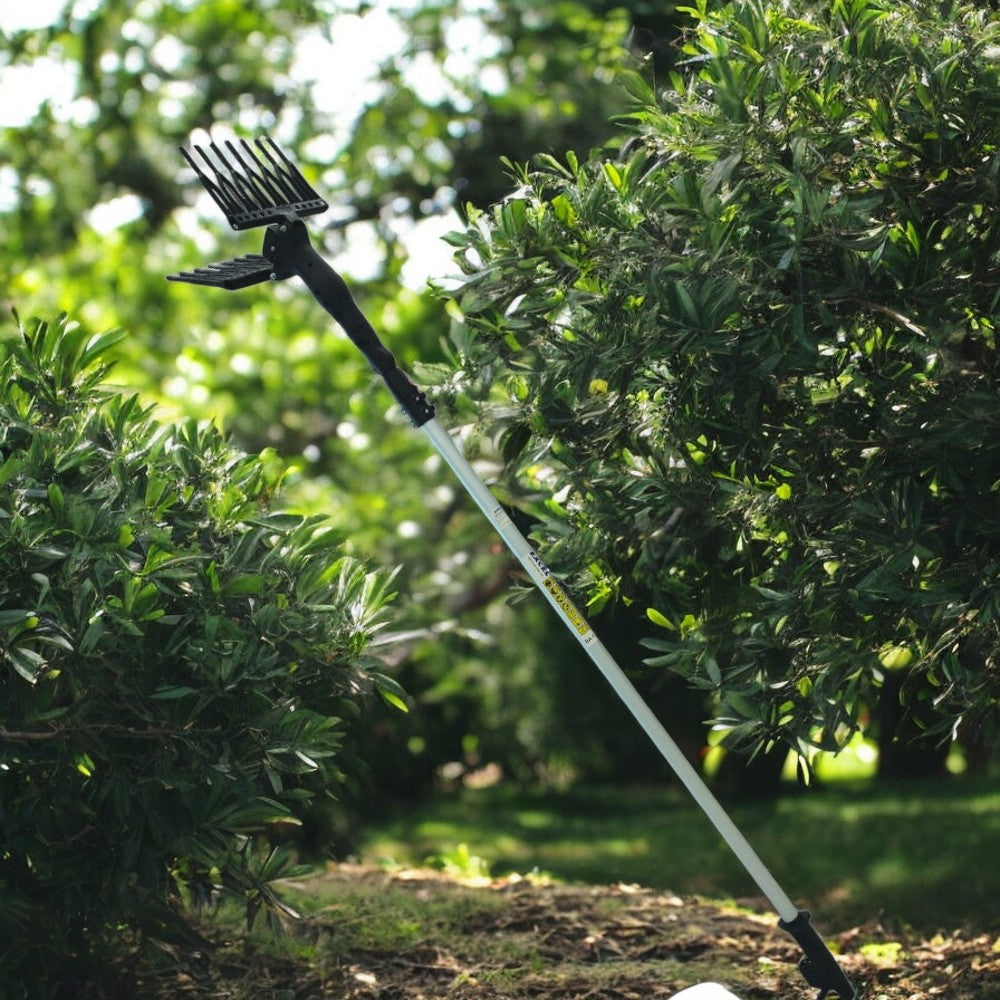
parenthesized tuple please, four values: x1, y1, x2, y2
(778, 910, 857, 999)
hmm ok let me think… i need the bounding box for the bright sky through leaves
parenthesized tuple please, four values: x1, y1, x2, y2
(0, 0, 470, 286)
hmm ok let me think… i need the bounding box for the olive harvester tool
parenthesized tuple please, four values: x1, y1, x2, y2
(167, 133, 858, 1000)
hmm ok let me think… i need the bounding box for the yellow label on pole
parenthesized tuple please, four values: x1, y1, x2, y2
(543, 577, 591, 636)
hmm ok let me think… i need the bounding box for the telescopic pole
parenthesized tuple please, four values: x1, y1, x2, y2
(167, 145, 859, 999)
(422, 417, 799, 919)
(419, 416, 856, 999)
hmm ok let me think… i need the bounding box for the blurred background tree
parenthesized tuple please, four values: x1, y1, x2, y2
(1, 0, 703, 839)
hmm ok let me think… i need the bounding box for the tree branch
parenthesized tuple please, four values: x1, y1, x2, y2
(0, 725, 63, 742)
(823, 295, 928, 339)
(0, 723, 184, 743)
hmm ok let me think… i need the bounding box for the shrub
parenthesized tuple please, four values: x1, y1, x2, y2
(437, 0, 1000, 768)
(0, 314, 401, 993)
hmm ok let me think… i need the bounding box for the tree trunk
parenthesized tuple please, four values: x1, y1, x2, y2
(877, 671, 949, 780)
(712, 745, 787, 800)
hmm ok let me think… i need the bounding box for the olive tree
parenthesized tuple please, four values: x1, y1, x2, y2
(436, 0, 1000, 775)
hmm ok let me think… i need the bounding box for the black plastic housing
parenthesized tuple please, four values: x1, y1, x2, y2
(779, 910, 858, 999)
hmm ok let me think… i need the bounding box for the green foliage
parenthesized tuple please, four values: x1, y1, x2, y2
(438, 1, 1000, 762)
(0, 0, 326, 257)
(354, 0, 645, 212)
(0, 314, 398, 989)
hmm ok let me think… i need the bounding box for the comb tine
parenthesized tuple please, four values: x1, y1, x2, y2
(230, 138, 294, 208)
(192, 142, 248, 217)
(188, 143, 257, 219)
(179, 131, 329, 228)
(166, 253, 275, 290)
(181, 145, 230, 215)
(255, 135, 317, 203)
(210, 140, 267, 213)
(220, 139, 272, 208)
(251, 138, 302, 201)
(179, 144, 206, 184)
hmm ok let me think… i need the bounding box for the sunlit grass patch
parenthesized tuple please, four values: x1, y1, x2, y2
(359, 775, 1000, 934)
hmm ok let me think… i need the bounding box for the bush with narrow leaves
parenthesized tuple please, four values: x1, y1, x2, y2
(0, 314, 402, 993)
(437, 0, 1000, 768)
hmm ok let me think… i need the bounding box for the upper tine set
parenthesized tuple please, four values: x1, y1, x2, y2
(180, 135, 328, 230)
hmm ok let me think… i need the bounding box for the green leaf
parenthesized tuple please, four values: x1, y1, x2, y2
(373, 671, 409, 713)
(646, 607, 674, 629)
(602, 162, 623, 191)
(0, 455, 25, 488)
(79, 328, 126, 368)
(702, 654, 722, 686)
(219, 573, 265, 597)
(150, 685, 198, 700)
(378, 688, 409, 713)
(31, 573, 50, 604)
(7, 646, 46, 683)
(535, 153, 575, 179)
(27, 545, 68, 561)
(551, 193, 577, 225)
(500, 423, 532, 462)
(0, 609, 37, 628)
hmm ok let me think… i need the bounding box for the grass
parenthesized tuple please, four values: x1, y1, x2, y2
(356, 773, 1000, 935)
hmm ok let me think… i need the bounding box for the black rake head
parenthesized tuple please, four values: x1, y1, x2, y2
(181, 134, 328, 230)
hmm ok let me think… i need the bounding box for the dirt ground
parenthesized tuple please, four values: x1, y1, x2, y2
(126, 864, 998, 1000)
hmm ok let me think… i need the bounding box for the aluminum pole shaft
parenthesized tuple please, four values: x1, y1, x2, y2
(421, 417, 798, 923)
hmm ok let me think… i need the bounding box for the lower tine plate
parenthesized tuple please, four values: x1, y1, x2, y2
(166, 254, 274, 290)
